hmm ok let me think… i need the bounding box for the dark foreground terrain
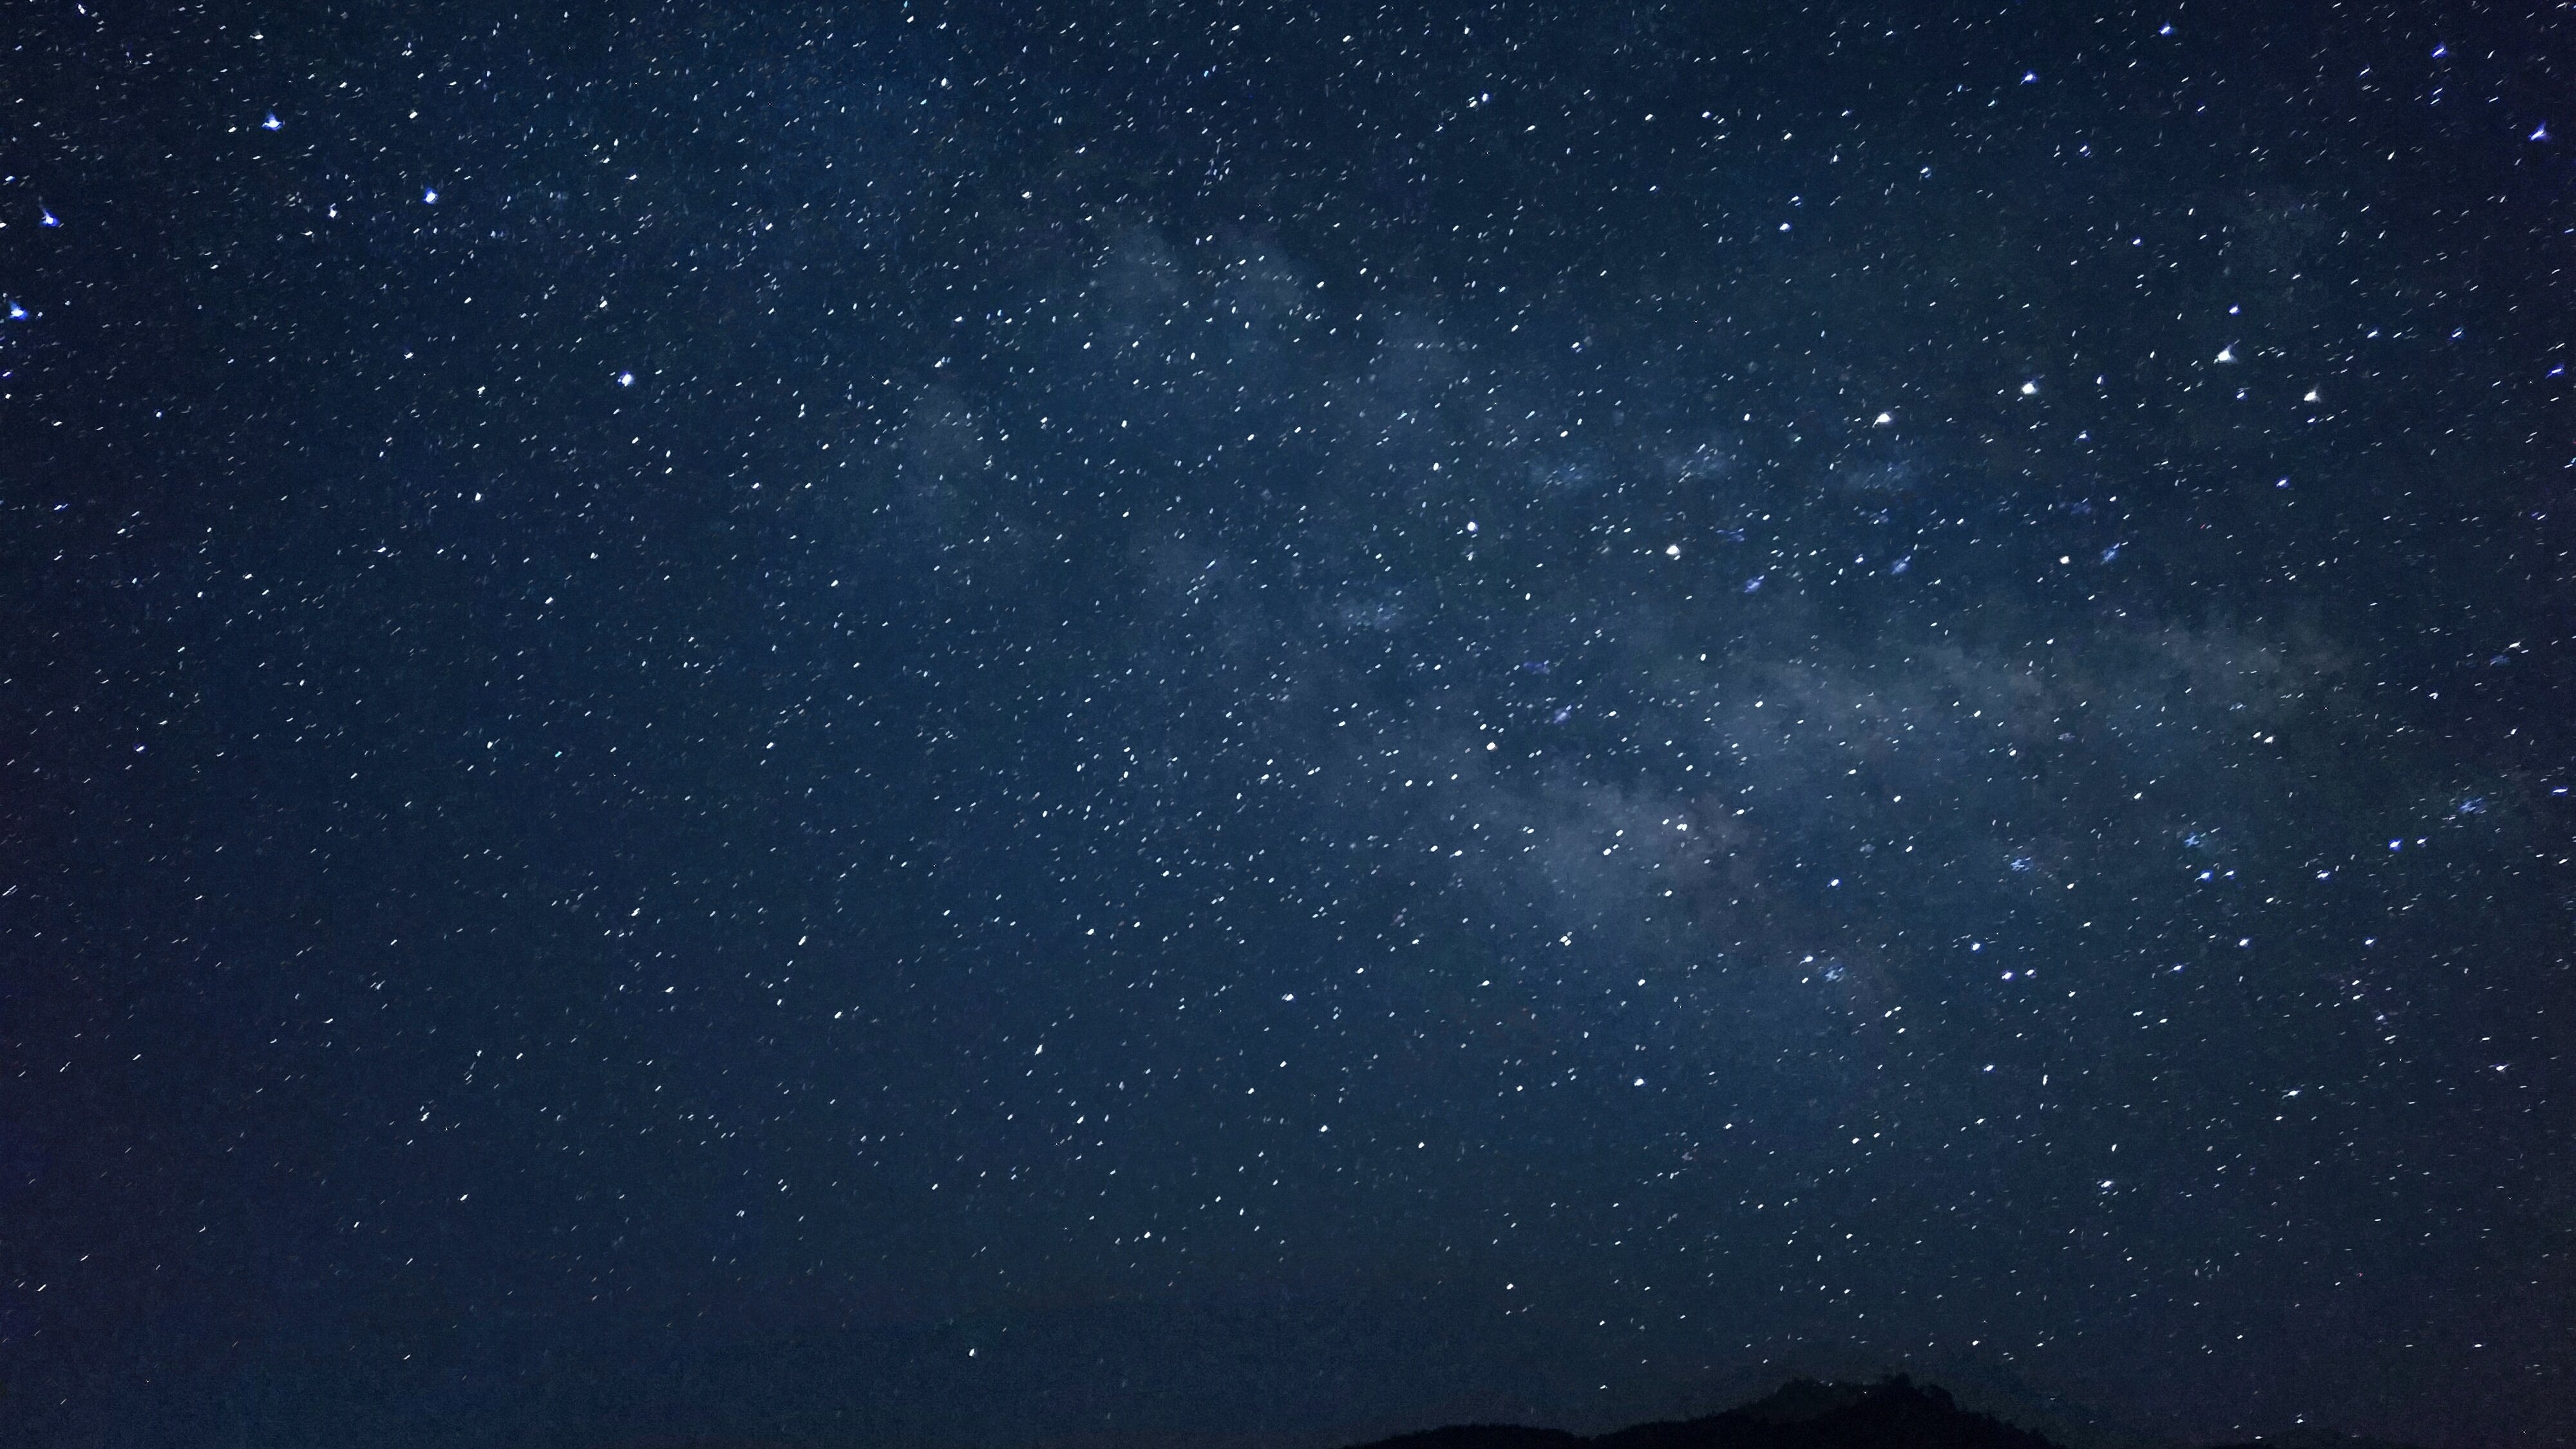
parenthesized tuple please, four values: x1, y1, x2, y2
(1349, 1377, 2387, 1449)
(580, 1374, 2417, 1449)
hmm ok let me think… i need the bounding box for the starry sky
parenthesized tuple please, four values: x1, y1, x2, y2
(5, 3, 2573, 1446)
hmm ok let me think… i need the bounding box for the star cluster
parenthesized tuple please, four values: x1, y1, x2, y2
(3, 3, 2571, 1447)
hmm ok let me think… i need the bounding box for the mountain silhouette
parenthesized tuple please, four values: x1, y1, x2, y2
(1346, 1376, 2078, 1449)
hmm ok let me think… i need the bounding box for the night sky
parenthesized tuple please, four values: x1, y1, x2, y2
(5, 3, 2573, 1446)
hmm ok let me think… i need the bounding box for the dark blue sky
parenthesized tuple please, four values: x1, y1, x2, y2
(4, 3, 2571, 1446)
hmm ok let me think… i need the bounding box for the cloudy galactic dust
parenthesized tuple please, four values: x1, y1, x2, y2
(3, 3, 2571, 1446)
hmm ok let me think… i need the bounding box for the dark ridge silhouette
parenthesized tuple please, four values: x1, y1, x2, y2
(564, 1376, 2430, 1449)
(1349, 1376, 2075, 1449)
